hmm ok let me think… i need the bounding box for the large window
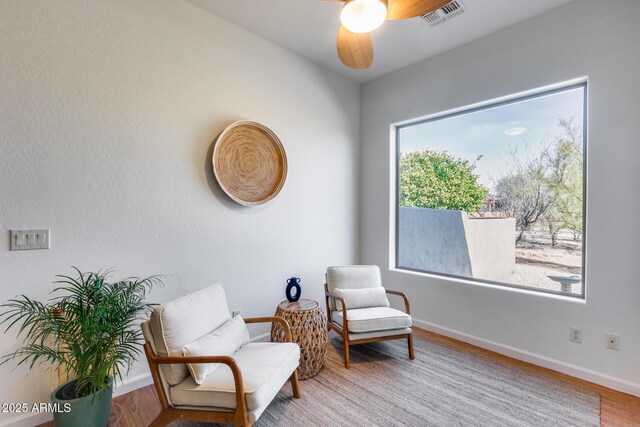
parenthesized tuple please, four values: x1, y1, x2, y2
(395, 82, 587, 297)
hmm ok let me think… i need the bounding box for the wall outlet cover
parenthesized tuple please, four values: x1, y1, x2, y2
(570, 327, 582, 343)
(605, 333, 620, 350)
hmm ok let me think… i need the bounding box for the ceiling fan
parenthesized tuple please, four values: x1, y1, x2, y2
(325, 0, 452, 69)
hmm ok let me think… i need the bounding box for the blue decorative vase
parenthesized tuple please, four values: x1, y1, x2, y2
(286, 277, 301, 302)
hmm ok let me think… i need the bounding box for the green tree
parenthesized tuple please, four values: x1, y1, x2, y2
(494, 118, 583, 245)
(494, 153, 555, 243)
(545, 118, 583, 243)
(399, 149, 487, 213)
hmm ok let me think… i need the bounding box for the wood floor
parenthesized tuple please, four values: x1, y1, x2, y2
(39, 327, 640, 427)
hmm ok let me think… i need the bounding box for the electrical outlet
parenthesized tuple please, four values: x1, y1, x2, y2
(570, 327, 582, 343)
(605, 333, 619, 350)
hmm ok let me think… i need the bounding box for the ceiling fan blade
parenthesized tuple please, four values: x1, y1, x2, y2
(386, 0, 451, 20)
(337, 25, 374, 69)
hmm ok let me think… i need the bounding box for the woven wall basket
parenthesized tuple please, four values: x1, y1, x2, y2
(212, 121, 287, 206)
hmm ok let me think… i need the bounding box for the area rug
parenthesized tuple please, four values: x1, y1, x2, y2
(178, 334, 600, 427)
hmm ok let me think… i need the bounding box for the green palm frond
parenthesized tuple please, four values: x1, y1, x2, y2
(0, 268, 160, 398)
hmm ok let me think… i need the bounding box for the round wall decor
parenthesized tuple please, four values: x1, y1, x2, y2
(212, 121, 287, 206)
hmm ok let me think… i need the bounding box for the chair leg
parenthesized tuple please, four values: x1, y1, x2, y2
(343, 339, 350, 368)
(237, 407, 252, 427)
(290, 371, 301, 398)
(408, 334, 415, 360)
(149, 410, 173, 427)
(241, 415, 253, 427)
(149, 416, 164, 427)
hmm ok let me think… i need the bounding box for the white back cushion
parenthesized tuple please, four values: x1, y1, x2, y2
(332, 287, 390, 311)
(326, 266, 383, 310)
(150, 284, 231, 385)
(326, 265, 382, 293)
(183, 315, 250, 384)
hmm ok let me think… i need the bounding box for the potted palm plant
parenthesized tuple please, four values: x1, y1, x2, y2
(0, 268, 160, 427)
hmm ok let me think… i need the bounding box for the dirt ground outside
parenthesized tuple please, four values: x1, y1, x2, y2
(502, 228, 583, 295)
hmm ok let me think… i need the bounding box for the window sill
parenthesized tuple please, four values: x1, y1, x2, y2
(389, 267, 587, 304)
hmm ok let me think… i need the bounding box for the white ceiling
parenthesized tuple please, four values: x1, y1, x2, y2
(186, 0, 574, 83)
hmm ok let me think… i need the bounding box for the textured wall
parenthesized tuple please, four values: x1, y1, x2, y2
(398, 208, 515, 280)
(0, 1, 360, 424)
(361, 0, 640, 395)
(463, 216, 516, 281)
(398, 208, 472, 277)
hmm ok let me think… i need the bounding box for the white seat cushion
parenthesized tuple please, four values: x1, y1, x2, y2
(150, 284, 232, 385)
(170, 342, 300, 411)
(332, 307, 412, 333)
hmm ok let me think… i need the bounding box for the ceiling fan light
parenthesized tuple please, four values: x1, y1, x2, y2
(340, 0, 387, 34)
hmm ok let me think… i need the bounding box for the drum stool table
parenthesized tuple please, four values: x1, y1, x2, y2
(271, 299, 327, 379)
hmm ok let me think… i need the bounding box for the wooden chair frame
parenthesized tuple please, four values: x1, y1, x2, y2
(324, 284, 414, 368)
(144, 316, 301, 427)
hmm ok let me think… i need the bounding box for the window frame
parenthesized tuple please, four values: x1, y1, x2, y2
(392, 81, 588, 299)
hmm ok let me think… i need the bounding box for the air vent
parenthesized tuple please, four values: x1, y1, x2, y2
(421, 0, 466, 27)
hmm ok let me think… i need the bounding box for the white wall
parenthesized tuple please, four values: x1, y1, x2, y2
(398, 207, 515, 281)
(0, 0, 360, 424)
(361, 0, 640, 396)
(463, 216, 515, 281)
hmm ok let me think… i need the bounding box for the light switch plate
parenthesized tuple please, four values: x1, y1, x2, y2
(10, 229, 50, 250)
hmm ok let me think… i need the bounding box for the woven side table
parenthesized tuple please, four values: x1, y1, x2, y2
(271, 299, 327, 379)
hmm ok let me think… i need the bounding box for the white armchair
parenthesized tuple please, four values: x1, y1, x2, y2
(141, 284, 301, 427)
(324, 265, 413, 368)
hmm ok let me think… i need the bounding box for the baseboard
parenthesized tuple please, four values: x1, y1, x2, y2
(0, 331, 273, 427)
(113, 372, 154, 397)
(412, 317, 640, 398)
(0, 412, 51, 427)
(1, 374, 155, 427)
(0, 371, 155, 427)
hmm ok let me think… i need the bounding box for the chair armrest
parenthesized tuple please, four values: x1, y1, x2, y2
(325, 291, 348, 312)
(244, 316, 292, 342)
(385, 289, 411, 315)
(143, 342, 246, 414)
(325, 290, 349, 333)
(148, 351, 239, 366)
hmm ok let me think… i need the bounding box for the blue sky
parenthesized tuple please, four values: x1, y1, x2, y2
(399, 87, 585, 191)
